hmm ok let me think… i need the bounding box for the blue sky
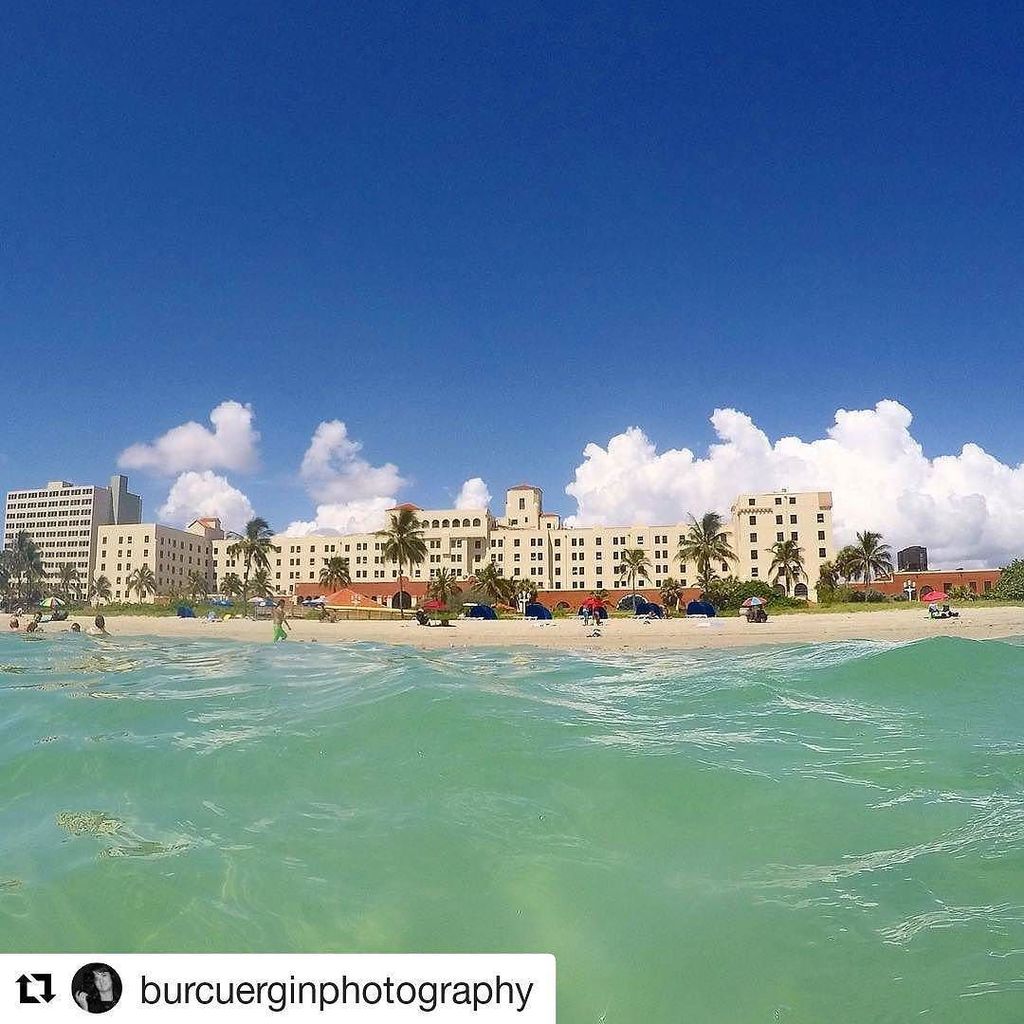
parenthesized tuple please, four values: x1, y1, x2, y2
(2, 2, 1023, 558)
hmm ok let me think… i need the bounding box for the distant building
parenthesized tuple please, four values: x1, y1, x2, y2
(898, 546, 928, 572)
(3, 475, 142, 585)
(220, 485, 836, 603)
(95, 518, 224, 602)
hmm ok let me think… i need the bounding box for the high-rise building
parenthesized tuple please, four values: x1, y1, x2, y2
(897, 546, 928, 572)
(3, 474, 143, 586)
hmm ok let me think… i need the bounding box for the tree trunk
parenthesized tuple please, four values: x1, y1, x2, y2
(399, 562, 405, 619)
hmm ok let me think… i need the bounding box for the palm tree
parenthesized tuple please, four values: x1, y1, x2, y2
(90, 575, 112, 604)
(677, 512, 737, 592)
(616, 548, 652, 610)
(220, 572, 243, 598)
(9, 531, 43, 603)
(659, 577, 683, 611)
(250, 568, 273, 599)
(126, 565, 157, 602)
(427, 567, 462, 606)
(0, 551, 13, 610)
(834, 545, 861, 583)
(767, 539, 806, 595)
(815, 560, 839, 601)
(376, 508, 427, 618)
(847, 531, 893, 585)
(187, 569, 208, 603)
(472, 562, 509, 606)
(319, 556, 351, 591)
(508, 576, 538, 606)
(227, 517, 279, 612)
(56, 563, 82, 601)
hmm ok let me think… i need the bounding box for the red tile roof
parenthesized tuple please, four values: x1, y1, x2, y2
(387, 502, 422, 511)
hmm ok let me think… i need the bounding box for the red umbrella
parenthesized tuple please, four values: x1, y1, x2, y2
(920, 590, 947, 602)
(421, 598, 445, 611)
(580, 596, 606, 611)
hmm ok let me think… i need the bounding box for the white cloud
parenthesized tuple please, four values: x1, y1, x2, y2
(564, 400, 1024, 567)
(298, 421, 404, 502)
(118, 400, 260, 475)
(158, 471, 255, 533)
(285, 497, 398, 537)
(285, 420, 406, 535)
(455, 477, 491, 509)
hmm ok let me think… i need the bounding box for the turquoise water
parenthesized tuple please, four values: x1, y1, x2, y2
(2, 633, 1023, 1021)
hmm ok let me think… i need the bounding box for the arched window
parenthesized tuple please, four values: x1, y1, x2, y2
(794, 582, 808, 598)
(472, 518, 481, 527)
(431, 519, 439, 529)
(442, 519, 450, 528)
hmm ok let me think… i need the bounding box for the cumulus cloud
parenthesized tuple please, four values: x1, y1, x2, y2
(285, 497, 398, 537)
(565, 400, 1024, 567)
(119, 401, 260, 475)
(158, 471, 255, 533)
(455, 477, 491, 509)
(285, 420, 405, 535)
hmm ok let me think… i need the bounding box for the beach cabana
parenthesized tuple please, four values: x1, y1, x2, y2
(524, 602, 552, 619)
(466, 604, 498, 620)
(635, 600, 664, 618)
(686, 600, 716, 617)
(616, 594, 646, 613)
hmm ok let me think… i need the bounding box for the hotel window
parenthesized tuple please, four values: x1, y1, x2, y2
(776, 515, 783, 525)
(789, 497, 796, 504)
(776, 532, 784, 542)
(748, 498, 755, 505)
(749, 533, 757, 542)
(791, 532, 798, 541)
(789, 515, 797, 524)
(817, 531, 825, 540)
(750, 550, 758, 560)
(748, 516, 756, 525)
(750, 568, 759, 578)
(819, 548, 827, 558)
(775, 497, 782, 505)
(816, 513, 825, 523)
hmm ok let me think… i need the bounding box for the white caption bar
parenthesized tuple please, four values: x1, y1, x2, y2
(0, 954, 555, 1022)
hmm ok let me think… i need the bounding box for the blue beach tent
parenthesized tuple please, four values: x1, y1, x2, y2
(176, 605, 196, 618)
(685, 600, 716, 617)
(524, 602, 552, 619)
(635, 601, 664, 618)
(466, 604, 498, 620)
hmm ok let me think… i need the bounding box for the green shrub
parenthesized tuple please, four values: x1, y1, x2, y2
(865, 590, 888, 603)
(703, 577, 809, 610)
(993, 559, 1024, 600)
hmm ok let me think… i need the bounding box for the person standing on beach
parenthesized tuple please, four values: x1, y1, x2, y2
(272, 600, 290, 642)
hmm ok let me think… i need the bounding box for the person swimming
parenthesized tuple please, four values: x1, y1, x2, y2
(87, 614, 109, 636)
(70, 622, 82, 633)
(8, 617, 19, 631)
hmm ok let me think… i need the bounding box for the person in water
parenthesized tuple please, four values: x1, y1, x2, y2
(70, 622, 82, 633)
(87, 615, 109, 636)
(8, 617, 19, 630)
(272, 600, 290, 642)
(72, 963, 122, 1013)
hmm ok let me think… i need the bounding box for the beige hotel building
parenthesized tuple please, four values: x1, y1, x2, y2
(212, 485, 835, 602)
(5, 474, 834, 603)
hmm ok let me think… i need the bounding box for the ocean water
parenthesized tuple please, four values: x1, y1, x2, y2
(2, 632, 1023, 1022)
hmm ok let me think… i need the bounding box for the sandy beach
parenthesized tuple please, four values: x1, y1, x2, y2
(63, 606, 1024, 651)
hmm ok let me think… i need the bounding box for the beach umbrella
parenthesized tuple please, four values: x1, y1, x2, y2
(920, 590, 947, 602)
(580, 596, 605, 611)
(421, 598, 445, 611)
(741, 596, 767, 608)
(38, 596, 65, 609)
